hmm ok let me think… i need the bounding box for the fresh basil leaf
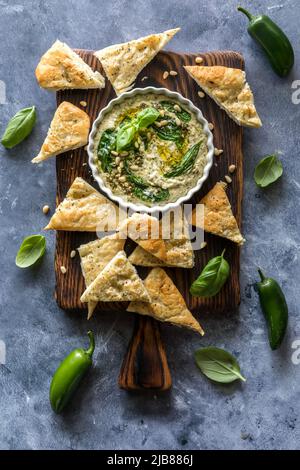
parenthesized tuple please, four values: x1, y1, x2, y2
(116, 122, 137, 151)
(116, 108, 159, 151)
(97, 129, 116, 172)
(254, 154, 283, 188)
(160, 100, 191, 122)
(1, 106, 36, 149)
(164, 141, 201, 178)
(16, 235, 46, 268)
(119, 116, 131, 128)
(194, 347, 246, 383)
(190, 249, 230, 297)
(136, 107, 160, 129)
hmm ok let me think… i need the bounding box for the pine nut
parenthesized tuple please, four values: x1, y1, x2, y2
(159, 120, 168, 126)
(214, 148, 223, 156)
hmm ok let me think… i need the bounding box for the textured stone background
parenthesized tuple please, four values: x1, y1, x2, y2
(0, 0, 299, 450)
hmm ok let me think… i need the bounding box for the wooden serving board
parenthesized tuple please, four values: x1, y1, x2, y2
(55, 49, 243, 314)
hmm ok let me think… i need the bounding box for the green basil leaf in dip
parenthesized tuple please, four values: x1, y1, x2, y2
(116, 122, 137, 151)
(97, 129, 117, 172)
(154, 120, 184, 146)
(254, 154, 283, 188)
(194, 347, 246, 383)
(136, 107, 160, 129)
(1, 106, 36, 149)
(190, 249, 230, 297)
(160, 100, 191, 122)
(164, 141, 201, 178)
(16, 235, 46, 268)
(116, 107, 159, 151)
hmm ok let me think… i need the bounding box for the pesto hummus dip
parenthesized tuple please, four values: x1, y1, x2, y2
(94, 94, 208, 206)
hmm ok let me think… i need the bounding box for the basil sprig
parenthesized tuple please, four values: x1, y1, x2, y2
(97, 129, 117, 172)
(160, 100, 191, 122)
(124, 158, 169, 203)
(15, 235, 46, 268)
(190, 249, 230, 297)
(116, 107, 159, 151)
(254, 154, 283, 188)
(194, 347, 246, 383)
(164, 141, 201, 178)
(1, 106, 36, 149)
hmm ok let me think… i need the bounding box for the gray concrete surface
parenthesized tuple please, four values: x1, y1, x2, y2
(0, 0, 299, 450)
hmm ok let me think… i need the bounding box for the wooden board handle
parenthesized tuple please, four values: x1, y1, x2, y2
(118, 316, 172, 391)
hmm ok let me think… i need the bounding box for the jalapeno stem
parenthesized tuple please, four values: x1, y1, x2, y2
(85, 331, 95, 358)
(258, 268, 266, 282)
(237, 6, 255, 21)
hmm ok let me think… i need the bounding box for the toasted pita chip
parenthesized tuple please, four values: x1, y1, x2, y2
(162, 212, 194, 268)
(128, 240, 195, 268)
(127, 268, 204, 335)
(45, 177, 122, 232)
(78, 234, 125, 319)
(128, 212, 194, 268)
(129, 246, 169, 267)
(80, 251, 150, 303)
(192, 181, 245, 245)
(118, 213, 167, 261)
(32, 102, 90, 163)
(94, 28, 180, 95)
(184, 65, 261, 128)
(35, 40, 105, 91)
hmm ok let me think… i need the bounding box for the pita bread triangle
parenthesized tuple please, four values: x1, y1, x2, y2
(118, 213, 168, 262)
(128, 213, 194, 268)
(184, 65, 262, 128)
(45, 177, 123, 232)
(78, 234, 126, 319)
(128, 246, 169, 267)
(192, 181, 245, 245)
(80, 251, 150, 303)
(35, 40, 105, 91)
(94, 28, 180, 95)
(32, 101, 90, 163)
(127, 268, 204, 335)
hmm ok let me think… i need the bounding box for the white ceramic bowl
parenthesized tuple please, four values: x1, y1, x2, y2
(88, 87, 214, 213)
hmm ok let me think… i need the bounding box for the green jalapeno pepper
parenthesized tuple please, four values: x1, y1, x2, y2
(257, 269, 288, 350)
(50, 331, 95, 413)
(238, 6, 294, 77)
